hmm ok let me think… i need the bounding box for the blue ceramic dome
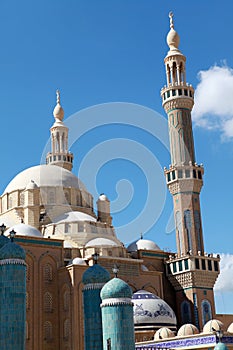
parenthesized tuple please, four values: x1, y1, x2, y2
(82, 264, 110, 285)
(101, 277, 132, 300)
(214, 343, 229, 350)
(0, 235, 9, 249)
(0, 241, 26, 260)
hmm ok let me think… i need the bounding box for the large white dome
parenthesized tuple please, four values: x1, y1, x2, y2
(5, 223, 42, 238)
(132, 290, 176, 328)
(3, 164, 86, 194)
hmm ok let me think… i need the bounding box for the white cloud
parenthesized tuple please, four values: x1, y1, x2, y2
(192, 65, 233, 139)
(214, 253, 233, 292)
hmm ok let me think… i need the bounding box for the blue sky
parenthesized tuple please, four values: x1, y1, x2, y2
(1, 1, 233, 315)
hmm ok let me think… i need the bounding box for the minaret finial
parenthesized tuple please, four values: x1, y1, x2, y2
(169, 11, 174, 29)
(140, 232, 143, 240)
(56, 89, 60, 104)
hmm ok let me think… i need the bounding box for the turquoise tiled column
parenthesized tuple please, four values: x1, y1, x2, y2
(0, 241, 26, 350)
(101, 277, 135, 350)
(82, 263, 110, 350)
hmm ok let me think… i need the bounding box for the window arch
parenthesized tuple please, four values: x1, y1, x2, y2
(184, 210, 192, 252)
(64, 319, 71, 340)
(181, 300, 191, 324)
(44, 321, 53, 341)
(175, 211, 182, 254)
(63, 290, 70, 312)
(44, 263, 53, 282)
(48, 191, 55, 204)
(44, 292, 53, 313)
(202, 299, 212, 326)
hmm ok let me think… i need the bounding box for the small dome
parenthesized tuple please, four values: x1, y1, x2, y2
(26, 180, 38, 190)
(227, 322, 233, 333)
(202, 319, 224, 334)
(214, 343, 229, 350)
(0, 235, 9, 249)
(85, 238, 119, 248)
(132, 290, 176, 327)
(82, 264, 110, 285)
(128, 239, 160, 252)
(177, 324, 199, 337)
(98, 193, 109, 202)
(101, 277, 132, 300)
(154, 327, 175, 340)
(3, 164, 86, 194)
(53, 211, 96, 224)
(70, 257, 87, 266)
(5, 224, 42, 238)
(0, 241, 26, 260)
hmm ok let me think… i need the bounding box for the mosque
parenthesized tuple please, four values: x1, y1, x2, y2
(0, 12, 233, 350)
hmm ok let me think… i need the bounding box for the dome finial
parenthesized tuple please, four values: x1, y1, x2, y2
(169, 11, 174, 29)
(56, 89, 61, 104)
(53, 89, 64, 121)
(166, 11, 180, 51)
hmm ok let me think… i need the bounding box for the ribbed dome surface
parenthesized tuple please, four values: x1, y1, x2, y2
(202, 319, 223, 334)
(82, 264, 110, 285)
(0, 241, 26, 260)
(101, 277, 132, 300)
(177, 323, 199, 336)
(0, 235, 9, 249)
(154, 327, 175, 340)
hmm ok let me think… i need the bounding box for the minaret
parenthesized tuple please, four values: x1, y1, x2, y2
(162, 13, 220, 329)
(46, 90, 73, 171)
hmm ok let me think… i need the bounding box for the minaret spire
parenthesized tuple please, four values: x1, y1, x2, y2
(162, 13, 220, 330)
(169, 11, 174, 29)
(46, 90, 73, 171)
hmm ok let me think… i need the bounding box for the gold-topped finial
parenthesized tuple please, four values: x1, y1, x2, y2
(56, 89, 60, 104)
(169, 11, 174, 29)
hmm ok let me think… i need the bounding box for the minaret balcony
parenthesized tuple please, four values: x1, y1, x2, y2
(161, 84, 194, 111)
(46, 152, 74, 166)
(165, 253, 220, 290)
(164, 164, 204, 183)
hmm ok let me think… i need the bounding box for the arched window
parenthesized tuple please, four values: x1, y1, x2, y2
(44, 263, 53, 282)
(181, 300, 191, 324)
(48, 191, 55, 204)
(26, 263, 31, 282)
(64, 319, 70, 340)
(184, 210, 192, 252)
(201, 300, 212, 326)
(44, 292, 53, 313)
(44, 321, 53, 341)
(63, 290, 70, 311)
(175, 211, 182, 254)
(194, 210, 202, 252)
(63, 191, 70, 204)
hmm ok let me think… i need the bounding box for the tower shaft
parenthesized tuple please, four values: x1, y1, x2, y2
(162, 12, 219, 329)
